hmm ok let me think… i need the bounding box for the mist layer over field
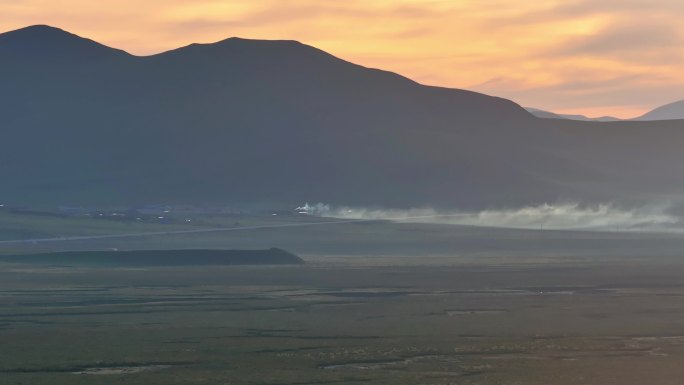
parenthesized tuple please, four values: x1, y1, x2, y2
(299, 202, 681, 232)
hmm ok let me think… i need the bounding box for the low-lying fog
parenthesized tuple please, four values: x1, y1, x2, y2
(298, 202, 683, 232)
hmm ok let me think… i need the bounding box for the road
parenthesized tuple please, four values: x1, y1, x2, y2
(0, 214, 473, 245)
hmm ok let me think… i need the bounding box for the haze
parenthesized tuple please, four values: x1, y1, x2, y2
(5, 2, 684, 384)
(3, 0, 684, 118)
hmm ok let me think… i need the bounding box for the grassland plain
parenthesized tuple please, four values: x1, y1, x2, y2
(3, 214, 684, 384)
(3, 259, 684, 385)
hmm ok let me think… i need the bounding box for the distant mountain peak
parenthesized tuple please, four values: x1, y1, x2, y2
(216, 36, 302, 44)
(8, 24, 66, 34)
(150, 35, 353, 75)
(156, 35, 318, 58)
(0, 24, 130, 60)
(636, 99, 684, 121)
(1, 24, 84, 42)
(0, 24, 75, 44)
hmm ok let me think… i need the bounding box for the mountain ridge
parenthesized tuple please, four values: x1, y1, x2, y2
(0, 25, 131, 60)
(2, 25, 684, 210)
(636, 99, 684, 121)
(525, 107, 621, 122)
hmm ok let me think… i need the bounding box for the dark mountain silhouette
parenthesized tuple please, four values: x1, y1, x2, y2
(0, 25, 130, 60)
(2, 25, 684, 210)
(526, 107, 620, 122)
(635, 99, 684, 121)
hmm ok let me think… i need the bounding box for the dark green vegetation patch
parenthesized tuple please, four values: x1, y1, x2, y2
(0, 248, 304, 266)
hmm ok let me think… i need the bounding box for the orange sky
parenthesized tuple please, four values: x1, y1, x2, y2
(2, 0, 684, 118)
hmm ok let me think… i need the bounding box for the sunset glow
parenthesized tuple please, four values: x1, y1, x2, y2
(2, 0, 683, 118)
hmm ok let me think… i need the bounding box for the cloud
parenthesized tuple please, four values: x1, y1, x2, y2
(164, 0, 440, 30)
(479, 0, 684, 28)
(543, 20, 684, 60)
(470, 74, 684, 118)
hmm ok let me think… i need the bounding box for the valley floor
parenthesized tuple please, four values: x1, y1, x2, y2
(3, 214, 684, 384)
(3, 252, 684, 384)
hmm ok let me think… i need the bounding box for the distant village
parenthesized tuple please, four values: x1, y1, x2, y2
(0, 203, 312, 225)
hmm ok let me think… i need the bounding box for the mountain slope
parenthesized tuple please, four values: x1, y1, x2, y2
(526, 107, 620, 122)
(2, 25, 684, 210)
(0, 25, 130, 60)
(636, 99, 684, 121)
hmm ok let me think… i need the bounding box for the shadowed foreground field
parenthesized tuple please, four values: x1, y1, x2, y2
(3, 214, 684, 384)
(3, 250, 684, 385)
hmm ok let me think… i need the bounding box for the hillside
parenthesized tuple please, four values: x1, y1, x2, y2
(2, 25, 684, 210)
(636, 99, 684, 121)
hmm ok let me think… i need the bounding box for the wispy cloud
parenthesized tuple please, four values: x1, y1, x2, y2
(542, 20, 683, 60)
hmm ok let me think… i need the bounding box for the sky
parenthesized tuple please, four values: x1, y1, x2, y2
(2, 0, 684, 118)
